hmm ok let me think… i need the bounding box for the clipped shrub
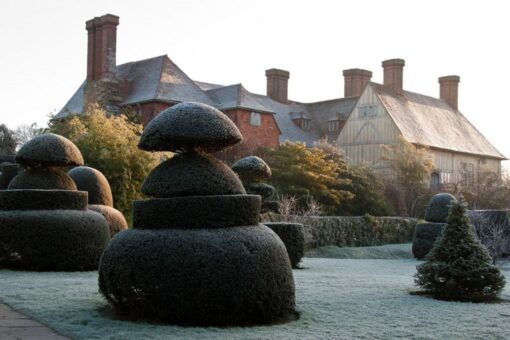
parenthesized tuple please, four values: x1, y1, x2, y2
(264, 222, 305, 268)
(0, 163, 18, 189)
(424, 193, 457, 222)
(415, 201, 506, 301)
(411, 222, 445, 260)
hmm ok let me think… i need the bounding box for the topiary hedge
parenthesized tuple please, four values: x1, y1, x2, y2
(263, 214, 416, 249)
(264, 222, 305, 268)
(412, 222, 445, 260)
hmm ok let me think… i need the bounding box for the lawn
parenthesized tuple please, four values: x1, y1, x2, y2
(1, 244, 509, 339)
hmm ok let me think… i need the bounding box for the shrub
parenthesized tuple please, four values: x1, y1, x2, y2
(468, 210, 510, 264)
(424, 193, 457, 222)
(264, 222, 305, 268)
(49, 106, 161, 224)
(415, 201, 506, 301)
(411, 222, 445, 260)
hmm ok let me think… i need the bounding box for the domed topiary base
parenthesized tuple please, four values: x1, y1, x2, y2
(412, 222, 445, 260)
(99, 225, 296, 326)
(9, 168, 77, 190)
(0, 209, 110, 271)
(89, 204, 128, 237)
(264, 223, 305, 268)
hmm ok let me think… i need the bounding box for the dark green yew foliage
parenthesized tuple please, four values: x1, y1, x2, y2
(415, 201, 505, 301)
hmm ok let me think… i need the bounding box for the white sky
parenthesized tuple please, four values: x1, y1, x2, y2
(1, 0, 509, 164)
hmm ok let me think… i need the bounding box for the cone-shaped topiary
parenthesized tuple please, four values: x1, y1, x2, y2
(415, 200, 506, 301)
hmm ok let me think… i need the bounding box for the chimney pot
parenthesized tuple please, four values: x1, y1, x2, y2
(439, 75, 460, 110)
(266, 68, 289, 103)
(343, 68, 372, 97)
(382, 58, 405, 94)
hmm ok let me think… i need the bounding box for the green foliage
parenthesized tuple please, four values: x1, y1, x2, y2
(49, 107, 161, 225)
(415, 201, 505, 301)
(0, 124, 16, 155)
(262, 141, 352, 214)
(262, 140, 391, 216)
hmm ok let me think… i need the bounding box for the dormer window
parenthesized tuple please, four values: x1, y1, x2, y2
(301, 119, 310, 130)
(250, 112, 261, 126)
(328, 120, 340, 132)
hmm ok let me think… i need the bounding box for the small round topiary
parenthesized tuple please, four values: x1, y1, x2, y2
(141, 152, 245, 197)
(15, 133, 84, 167)
(264, 222, 305, 268)
(244, 182, 275, 200)
(138, 102, 243, 153)
(8, 168, 77, 190)
(415, 201, 506, 301)
(424, 193, 457, 223)
(232, 156, 272, 182)
(68, 166, 114, 206)
(89, 204, 128, 237)
(412, 222, 445, 260)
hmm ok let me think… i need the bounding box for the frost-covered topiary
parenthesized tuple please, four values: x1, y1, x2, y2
(424, 193, 457, 223)
(68, 166, 128, 236)
(0, 134, 110, 271)
(415, 201, 505, 301)
(264, 222, 305, 268)
(99, 102, 296, 326)
(411, 222, 445, 260)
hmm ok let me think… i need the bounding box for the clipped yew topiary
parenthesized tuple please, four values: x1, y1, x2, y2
(0, 163, 19, 189)
(415, 201, 506, 301)
(0, 134, 110, 271)
(99, 102, 296, 326)
(412, 193, 457, 259)
(264, 222, 305, 268)
(68, 166, 128, 236)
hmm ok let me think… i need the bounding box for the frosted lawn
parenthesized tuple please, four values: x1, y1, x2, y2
(1, 244, 509, 339)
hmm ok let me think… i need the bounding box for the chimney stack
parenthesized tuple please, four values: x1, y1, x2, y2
(343, 68, 372, 97)
(439, 75, 460, 110)
(86, 14, 119, 81)
(266, 68, 289, 103)
(382, 58, 405, 94)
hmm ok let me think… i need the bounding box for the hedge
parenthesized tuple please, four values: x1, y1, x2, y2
(263, 214, 417, 249)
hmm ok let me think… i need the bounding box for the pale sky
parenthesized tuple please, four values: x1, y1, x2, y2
(1, 0, 509, 163)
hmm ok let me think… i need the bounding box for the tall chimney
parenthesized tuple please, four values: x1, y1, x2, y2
(266, 68, 289, 103)
(382, 58, 405, 94)
(86, 14, 119, 81)
(439, 75, 460, 110)
(343, 68, 372, 97)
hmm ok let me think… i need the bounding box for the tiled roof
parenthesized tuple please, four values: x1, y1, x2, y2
(306, 97, 358, 136)
(370, 83, 506, 159)
(56, 55, 215, 118)
(205, 84, 273, 113)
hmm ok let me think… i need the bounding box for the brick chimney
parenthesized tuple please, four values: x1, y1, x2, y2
(343, 68, 372, 97)
(382, 58, 405, 94)
(266, 68, 289, 103)
(84, 14, 122, 112)
(86, 14, 119, 81)
(439, 75, 460, 110)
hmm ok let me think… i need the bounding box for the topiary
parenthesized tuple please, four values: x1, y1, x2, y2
(411, 222, 445, 260)
(264, 222, 305, 268)
(415, 200, 506, 301)
(424, 193, 457, 223)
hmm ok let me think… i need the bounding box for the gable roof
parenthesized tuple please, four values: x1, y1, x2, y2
(306, 97, 358, 136)
(205, 84, 274, 113)
(56, 55, 215, 119)
(369, 82, 506, 159)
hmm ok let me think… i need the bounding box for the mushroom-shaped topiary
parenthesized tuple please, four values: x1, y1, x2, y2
(412, 193, 457, 259)
(0, 163, 19, 189)
(415, 201, 506, 301)
(68, 166, 128, 237)
(232, 156, 277, 212)
(264, 222, 305, 268)
(99, 102, 296, 326)
(0, 134, 110, 271)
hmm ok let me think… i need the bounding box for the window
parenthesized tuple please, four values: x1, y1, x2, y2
(249, 112, 261, 126)
(301, 119, 311, 130)
(328, 120, 339, 132)
(359, 105, 377, 118)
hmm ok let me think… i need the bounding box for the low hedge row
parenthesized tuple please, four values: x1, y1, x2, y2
(263, 214, 417, 249)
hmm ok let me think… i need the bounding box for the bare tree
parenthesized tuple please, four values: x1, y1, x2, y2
(469, 211, 510, 265)
(14, 123, 47, 149)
